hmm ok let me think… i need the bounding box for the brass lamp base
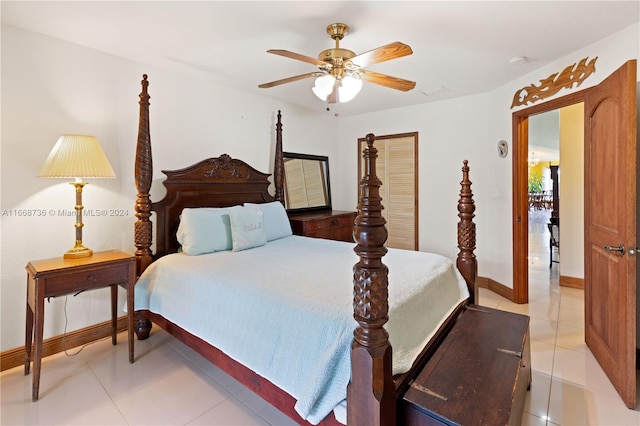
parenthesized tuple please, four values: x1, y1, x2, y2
(64, 241, 93, 259)
(63, 182, 93, 259)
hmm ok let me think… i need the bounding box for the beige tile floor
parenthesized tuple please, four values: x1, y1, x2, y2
(2, 210, 639, 425)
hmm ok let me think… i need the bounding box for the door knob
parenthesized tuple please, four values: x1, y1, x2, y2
(603, 244, 625, 255)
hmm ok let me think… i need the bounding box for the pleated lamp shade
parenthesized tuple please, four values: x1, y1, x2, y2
(38, 134, 116, 179)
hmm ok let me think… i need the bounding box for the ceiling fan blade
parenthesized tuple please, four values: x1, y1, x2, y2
(258, 72, 320, 88)
(360, 70, 416, 92)
(267, 49, 328, 67)
(349, 42, 413, 68)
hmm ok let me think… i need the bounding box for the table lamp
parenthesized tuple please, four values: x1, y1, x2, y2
(38, 134, 116, 258)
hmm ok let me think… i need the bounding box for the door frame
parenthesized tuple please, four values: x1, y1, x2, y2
(512, 90, 588, 304)
(513, 60, 637, 408)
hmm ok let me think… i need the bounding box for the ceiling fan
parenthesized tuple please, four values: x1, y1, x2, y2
(258, 23, 416, 103)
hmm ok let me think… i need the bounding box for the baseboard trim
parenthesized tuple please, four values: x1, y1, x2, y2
(1, 316, 128, 372)
(477, 276, 514, 302)
(560, 275, 584, 289)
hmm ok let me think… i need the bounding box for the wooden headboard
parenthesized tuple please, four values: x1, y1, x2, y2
(151, 156, 278, 258)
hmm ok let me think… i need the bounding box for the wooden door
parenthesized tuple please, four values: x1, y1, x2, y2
(584, 60, 637, 408)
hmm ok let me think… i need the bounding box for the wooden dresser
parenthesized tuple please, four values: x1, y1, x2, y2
(288, 210, 356, 242)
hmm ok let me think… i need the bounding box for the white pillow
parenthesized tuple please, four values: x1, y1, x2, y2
(176, 208, 232, 255)
(244, 201, 292, 241)
(229, 205, 267, 252)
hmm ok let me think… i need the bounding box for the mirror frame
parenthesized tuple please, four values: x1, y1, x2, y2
(283, 152, 332, 213)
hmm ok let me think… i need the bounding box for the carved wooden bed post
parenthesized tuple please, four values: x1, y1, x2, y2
(134, 74, 153, 340)
(348, 134, 395, 425)
(273, 110, 285, 204)
(134, 74, 153, 277)
(457, 160, 478, 303)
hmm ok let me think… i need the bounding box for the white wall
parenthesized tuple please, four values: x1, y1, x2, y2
(559, 103, 585, 279)
(0, 25, 336, 352)
(336, 93, 492, 262)
(336, 22, 640, 288)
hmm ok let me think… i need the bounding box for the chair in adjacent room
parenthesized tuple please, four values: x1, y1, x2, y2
(548, 221, 559, 268)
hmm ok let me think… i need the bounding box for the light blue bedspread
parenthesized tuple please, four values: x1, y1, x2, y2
(135, 235, 469, 424)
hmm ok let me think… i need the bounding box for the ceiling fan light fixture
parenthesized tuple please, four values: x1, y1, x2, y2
(312, 75, 335, 101)
(338, 74, 362, 103)
(312, 74, 363, 103)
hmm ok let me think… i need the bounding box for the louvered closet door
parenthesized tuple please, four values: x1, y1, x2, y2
(358, 133, 418, 250)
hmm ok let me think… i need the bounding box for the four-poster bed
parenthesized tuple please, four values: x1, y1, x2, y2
(131, 74, 527, 425)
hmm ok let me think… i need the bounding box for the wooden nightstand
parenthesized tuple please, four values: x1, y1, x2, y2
(288, 210, 357, 242)
(24, 250, 135, 401)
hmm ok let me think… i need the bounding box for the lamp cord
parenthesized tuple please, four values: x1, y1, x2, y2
(59, 295, 110, 357)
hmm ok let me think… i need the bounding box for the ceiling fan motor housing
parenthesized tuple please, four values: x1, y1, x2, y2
(318, 48, 356, 63)
(319, 22, 358, 79)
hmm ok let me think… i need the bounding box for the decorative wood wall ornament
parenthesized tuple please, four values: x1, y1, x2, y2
(511, 56, 597, 108)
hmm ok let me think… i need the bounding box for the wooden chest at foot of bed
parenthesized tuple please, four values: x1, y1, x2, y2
(400, 305, 531, 426)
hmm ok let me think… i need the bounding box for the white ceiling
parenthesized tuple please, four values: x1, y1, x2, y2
(2, 1, 638, 117)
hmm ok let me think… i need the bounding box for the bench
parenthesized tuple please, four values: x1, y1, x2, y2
(400, 305, 531, 425)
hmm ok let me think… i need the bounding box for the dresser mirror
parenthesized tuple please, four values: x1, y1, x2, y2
(283, 152, 332, 212)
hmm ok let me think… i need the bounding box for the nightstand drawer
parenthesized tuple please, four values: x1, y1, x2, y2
(44, 263, 130, 297)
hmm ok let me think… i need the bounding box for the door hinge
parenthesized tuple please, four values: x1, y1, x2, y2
(497, 347, 523, 358)
(409, 381, 449, 401)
